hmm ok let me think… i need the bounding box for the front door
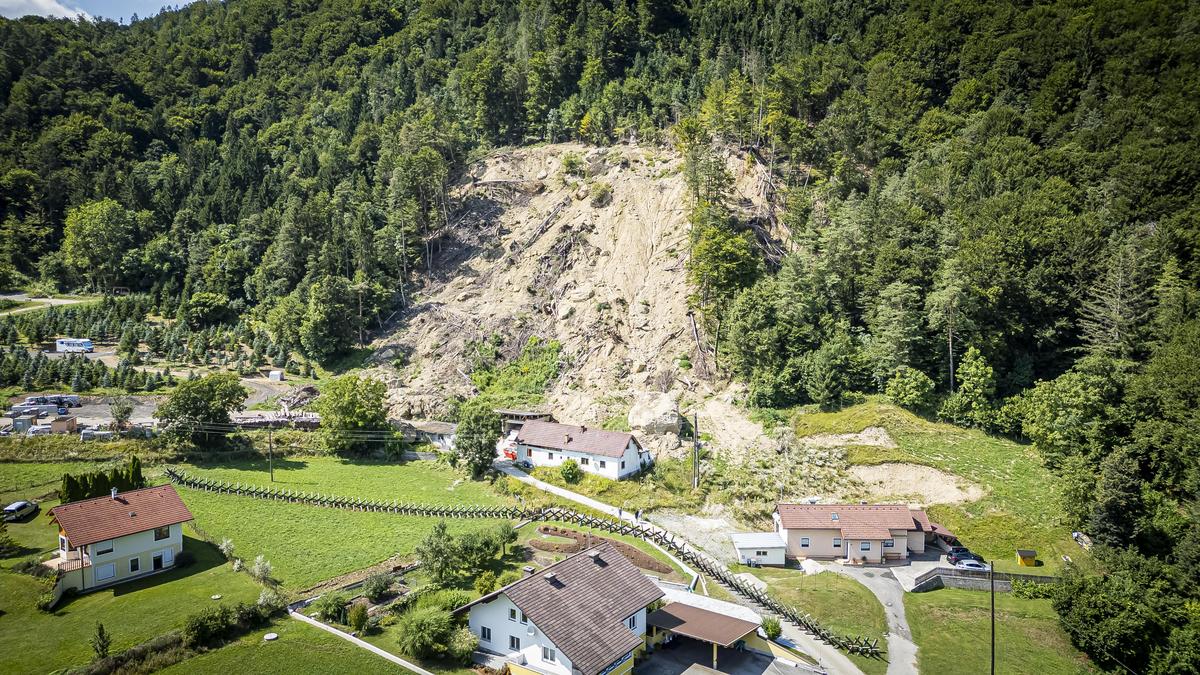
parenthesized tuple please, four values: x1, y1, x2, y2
(152, 553, 164, 570)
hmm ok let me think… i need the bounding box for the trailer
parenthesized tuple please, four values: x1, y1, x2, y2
(55, 338, 94, 353)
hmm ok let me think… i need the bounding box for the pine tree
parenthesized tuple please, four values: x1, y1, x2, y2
(1088, 448, 1145, 547)
(1080, 233, 1152, 359)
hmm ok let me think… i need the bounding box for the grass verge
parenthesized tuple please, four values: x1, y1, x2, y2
(904, 588, 1095, 674)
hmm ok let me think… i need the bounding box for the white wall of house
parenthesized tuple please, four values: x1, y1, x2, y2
(468, 594, 574, 675)
(908, 532, 927, 554)
(66, 523, 184, 590)
(732, 545, 786, 566)
(518, 439, 644, 480)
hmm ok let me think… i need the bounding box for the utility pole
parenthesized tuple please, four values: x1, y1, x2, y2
(692, 412, 700, 490)
(990, 559, 995, 675)
(268, 426, 274, 482)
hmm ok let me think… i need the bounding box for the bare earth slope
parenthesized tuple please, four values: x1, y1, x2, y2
(369, 143, 721, 449)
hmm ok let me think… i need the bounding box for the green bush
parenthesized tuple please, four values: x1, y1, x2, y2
(1011, 579, 1055, 599)
(181, 602, 270, 649)
(395, 607, 453, 658)
(474, 570, 497, 596)
(589, 181, 612, 207)
(560, 458, 583, 484)
(310, 592, 348, 624)
(885, 366, 935, 411)
(416, 589, 472, 612)
(363, 572, 392, 602)
(348, 603, 369, 633)
(561, 152, 584, 177)
(447, 626, 479, 664)
(497, 569, 523, 587)
(762, 616, 782, 640)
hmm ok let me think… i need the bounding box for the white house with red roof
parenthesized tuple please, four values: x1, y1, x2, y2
(771, 502, 956, 564)
(511, 420, 652, 480)
(46, 484, 194, 592)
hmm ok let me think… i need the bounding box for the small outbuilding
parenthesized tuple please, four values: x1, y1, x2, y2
(51, 416, 77, 434)
(268, 370, 285, 382)
(1016, 549, 1038, 567)
(12, 414, 39, 433)
(729, 532, 787, 567)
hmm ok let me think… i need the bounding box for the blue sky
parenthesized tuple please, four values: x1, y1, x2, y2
(0, 0, 191, 21)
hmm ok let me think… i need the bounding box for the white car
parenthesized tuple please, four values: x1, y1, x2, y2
(2, 500, 37, 522)
(954, 559, 991, 572)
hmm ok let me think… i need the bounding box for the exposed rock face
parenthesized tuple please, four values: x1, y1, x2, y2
(628, 392, 682, 435)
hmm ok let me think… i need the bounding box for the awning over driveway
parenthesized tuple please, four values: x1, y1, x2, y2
(647, 602, 759, 648)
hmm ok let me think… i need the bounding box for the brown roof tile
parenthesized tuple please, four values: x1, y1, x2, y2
(516, 420, 640, 459)
(776, 503, 920, 540)
(456, 543, 663, 675)
(647, 602, 759, 647)
(51, 485, 193, 548)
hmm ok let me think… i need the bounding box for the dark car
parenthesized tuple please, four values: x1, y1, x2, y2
(948, 548, 982, 565)
(2, 500, 38, 522)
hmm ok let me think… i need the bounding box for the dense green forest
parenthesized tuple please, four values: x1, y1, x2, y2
(1, 0, 1198, 669)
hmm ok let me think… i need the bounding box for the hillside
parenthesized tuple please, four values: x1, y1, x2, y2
(366, 142, 779, 457)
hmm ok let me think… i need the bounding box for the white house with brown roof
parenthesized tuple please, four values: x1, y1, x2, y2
(773, 503, 951, 564)
(455, 543, 664, 675)
(46, 485, 193, 593)
(513, 421, 651, 480)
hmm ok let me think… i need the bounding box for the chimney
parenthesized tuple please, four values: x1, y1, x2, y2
(522, 566, 536, 577)
(588, 550, 601, 562)
(563, 434, 572, 444)
(579, 425, 587, 433)
(543, 572, 557, 581)
(111, 487, 118, 500)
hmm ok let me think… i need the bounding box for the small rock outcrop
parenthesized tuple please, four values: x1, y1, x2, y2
(628, 392, 682, 435)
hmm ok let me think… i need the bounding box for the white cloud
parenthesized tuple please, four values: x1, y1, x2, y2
(0, 0, 91, 20)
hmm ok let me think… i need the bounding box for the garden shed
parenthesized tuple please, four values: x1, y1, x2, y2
(1016, 549, 1038, 566)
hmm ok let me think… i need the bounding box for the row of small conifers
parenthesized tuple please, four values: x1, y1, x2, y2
(164, 468, 883, 659)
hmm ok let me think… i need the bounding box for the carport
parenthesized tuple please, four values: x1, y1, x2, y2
(647, 602, 760, 671)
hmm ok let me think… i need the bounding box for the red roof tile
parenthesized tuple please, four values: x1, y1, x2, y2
(516, 420, 641, 459)
(776, 503, 921, 540)
(51, 485, 193, 548)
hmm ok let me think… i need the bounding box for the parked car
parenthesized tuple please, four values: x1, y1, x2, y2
(2, 500, 37, 522)
(954, 559, 991, 572)
(948, 548, 982, 565)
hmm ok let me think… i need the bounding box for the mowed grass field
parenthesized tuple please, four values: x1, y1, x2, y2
(733, 565, 889, 675)
(172, 459, 517, 589)
(905, 588, 1095, 674)
(175, 456, 510, 506)
(0, 460, 112, 501)
(157, 619, 399, 675)
(0, 537, 261, 674)
(794, 399, 1079, 574)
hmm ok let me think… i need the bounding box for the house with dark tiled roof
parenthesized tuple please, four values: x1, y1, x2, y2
(45, 485, 193, 592)
(454, 543, 664, 675)
(512, 420, 652, 480)
(772, 502, 956, 563)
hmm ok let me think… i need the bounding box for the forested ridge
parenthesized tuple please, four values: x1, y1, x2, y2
(1, 0, 1199, 670)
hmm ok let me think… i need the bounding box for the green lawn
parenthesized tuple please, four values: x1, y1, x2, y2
(158, 619, 400, 675)
(0, 460, 114, 501)
(3, 497, 61, 555)
(178, 487, 509, 589)
(0, 536, 261, 674)
(176, 457, 509, 506)
(794, 399, 1079, 574)
(528, 459, 704, 513)
(733, 565, 888, 675)
(905, 588, 1095, 674)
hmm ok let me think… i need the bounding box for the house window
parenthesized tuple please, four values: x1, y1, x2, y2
(509, 608, 517, 621)
(580, 457, 590, 466)
(547, 452, 554, 460)
(756, 550, 769, 557)
(599, 461, 607, 469)
(621, 461, 626, 469)
(520, 611, 528, 625)
(831, 513, 839, 521)
(94, 540, 113, 556)
(95, 563, 115, 582)
(833, 538, 842, 548)
(860, 541, 871, 551)
(480, 626, 492, 642)
(129, 557, 140, 573)
(542, 646, 556, 662)
(153, 526, 170, 541)
(627, 614, 637, 630)
(884, 539, 895, 548)
(509, 636, 521, 651)
(800, 537, 810, 548)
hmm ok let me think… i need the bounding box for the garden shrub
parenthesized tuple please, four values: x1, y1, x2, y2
(1011, 579, 1055, 599)
(560, 459, 583, 484)
(497, 569, 523, 587)
(395, 607, 453, 658)
(416, 589, 472, 612)
(474, 570, 497, 596)
(363, 572, 392, 602)
(885, 366, 935, 411)
(257, 586, 287, 611)
(348, 603, 369, 633)
(447, 626, 479, 664)
(762, 616, 782, 640)
(249, 555, 272, 581)
(311, 593, 348, 624)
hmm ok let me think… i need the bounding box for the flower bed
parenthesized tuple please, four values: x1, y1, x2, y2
(529, 525, 672, 575)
